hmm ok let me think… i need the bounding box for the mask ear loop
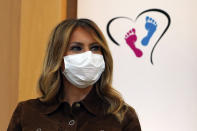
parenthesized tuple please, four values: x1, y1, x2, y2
(61, 56, 68, 76)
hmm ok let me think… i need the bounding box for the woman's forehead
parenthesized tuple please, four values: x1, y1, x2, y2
(68, 27, 98, 44)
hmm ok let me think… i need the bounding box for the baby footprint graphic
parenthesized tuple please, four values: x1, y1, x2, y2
(141, 16, 157, 46)
(125, 28, 143, 57)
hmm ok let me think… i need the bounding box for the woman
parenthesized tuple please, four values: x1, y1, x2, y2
(8, 19, 141, 131)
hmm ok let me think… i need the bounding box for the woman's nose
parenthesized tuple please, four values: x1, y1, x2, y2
(84, 46, 90, 52)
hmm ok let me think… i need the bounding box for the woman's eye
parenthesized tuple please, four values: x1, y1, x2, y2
(91, 45, 101, 51)
(70, 46, 82, 51)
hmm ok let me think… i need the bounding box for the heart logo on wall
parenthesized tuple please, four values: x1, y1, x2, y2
(106, 9, 171, 65)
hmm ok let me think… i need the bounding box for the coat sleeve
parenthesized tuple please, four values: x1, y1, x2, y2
(7, 102, 23, 131)
(122, 105, 141, 131)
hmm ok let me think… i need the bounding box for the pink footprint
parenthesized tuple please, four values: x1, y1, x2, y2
(125, 28, 143, 57)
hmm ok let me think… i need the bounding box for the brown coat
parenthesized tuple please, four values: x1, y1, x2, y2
(7, 87, 141, 131)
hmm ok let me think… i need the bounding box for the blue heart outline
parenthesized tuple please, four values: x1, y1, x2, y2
(106, 8, 171, 65)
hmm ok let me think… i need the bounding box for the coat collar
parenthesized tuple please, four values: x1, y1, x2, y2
(38, 86, 109, 117)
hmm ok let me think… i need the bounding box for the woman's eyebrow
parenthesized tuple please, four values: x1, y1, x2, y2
(89, 42, 100, 46)
(70, 42, 84, 46)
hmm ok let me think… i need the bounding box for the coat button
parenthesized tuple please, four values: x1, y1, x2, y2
(75, 103, 80, 107)
(36, 128, 42, 131)
(68, 120, 75, 126)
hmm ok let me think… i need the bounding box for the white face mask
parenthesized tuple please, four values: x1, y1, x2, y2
(62, 51, 105, 88)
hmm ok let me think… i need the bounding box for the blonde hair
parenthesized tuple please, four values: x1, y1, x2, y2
(38, 19, 128, 122)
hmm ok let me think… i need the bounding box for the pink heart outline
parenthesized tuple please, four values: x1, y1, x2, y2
(106, 8, 171, 65)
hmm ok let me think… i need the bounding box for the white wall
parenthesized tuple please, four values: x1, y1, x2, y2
(78, 0, 197, 131)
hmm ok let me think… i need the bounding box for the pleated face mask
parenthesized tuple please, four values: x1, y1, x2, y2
(62, 51, 105, 88)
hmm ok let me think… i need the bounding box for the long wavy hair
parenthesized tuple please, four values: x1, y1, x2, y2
(38, 18, 129, 122)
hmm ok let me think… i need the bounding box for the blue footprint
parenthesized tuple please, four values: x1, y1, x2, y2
(141, 16, 157, 46)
